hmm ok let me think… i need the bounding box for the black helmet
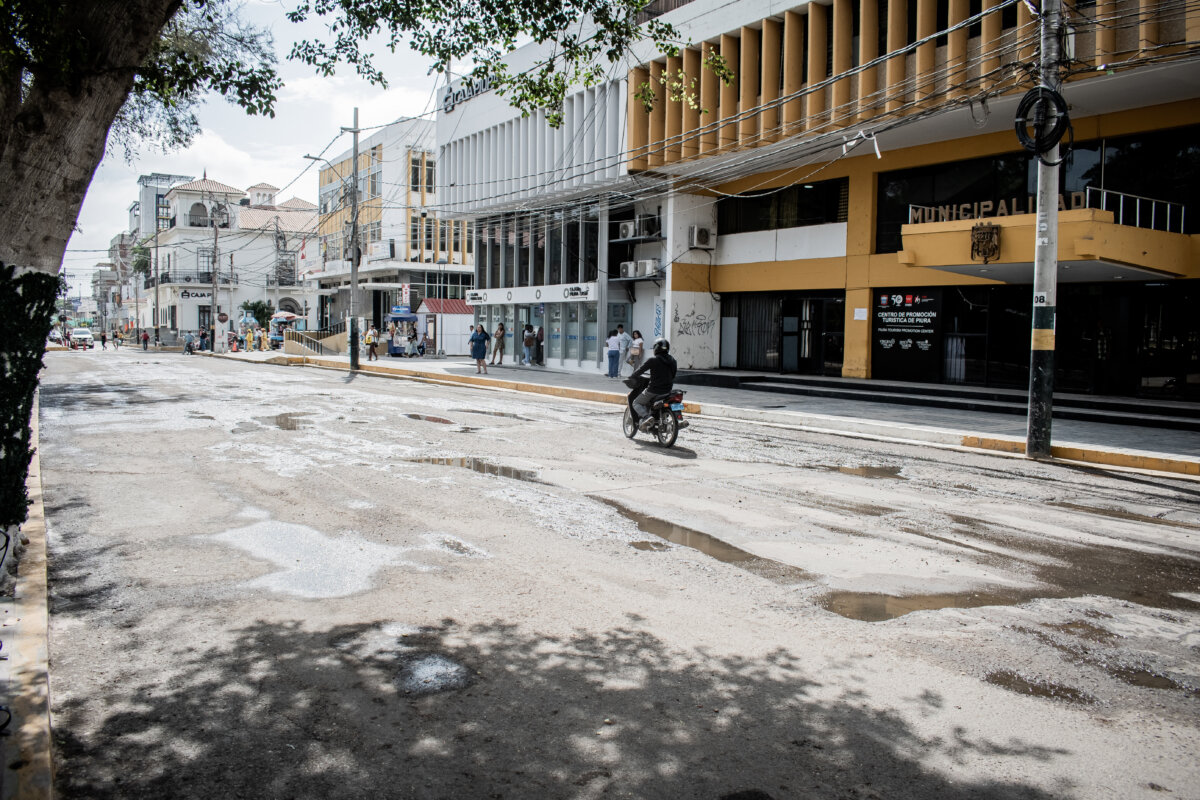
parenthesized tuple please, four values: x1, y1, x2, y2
(653, 337, 670, 355)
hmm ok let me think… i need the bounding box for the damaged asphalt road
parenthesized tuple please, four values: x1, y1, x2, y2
(37, 351, 1200, 799)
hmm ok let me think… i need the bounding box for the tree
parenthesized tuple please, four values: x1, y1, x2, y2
(131, 244, 152, 277)
(240, 300, 274, 329)
(0, 0, 710, 531)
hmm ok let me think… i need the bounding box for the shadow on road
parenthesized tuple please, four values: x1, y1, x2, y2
(51, 617, 1068, 799)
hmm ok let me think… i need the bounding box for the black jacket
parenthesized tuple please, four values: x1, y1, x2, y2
(632, 352, 677, 395)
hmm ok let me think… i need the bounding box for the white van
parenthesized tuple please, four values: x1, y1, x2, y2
(70, 328, 94, 349)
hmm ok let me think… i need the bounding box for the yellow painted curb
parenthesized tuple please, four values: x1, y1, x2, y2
(3, 392, 54, 799)
(963, 434, 1200, 476)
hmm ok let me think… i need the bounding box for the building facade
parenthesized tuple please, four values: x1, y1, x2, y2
(310, 117, 474, 334)
(134, 177, 319, 339)
(439, 0, 1200, 397)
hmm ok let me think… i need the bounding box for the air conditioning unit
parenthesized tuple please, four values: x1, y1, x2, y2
(688, 226, 715, 250)
(636, 258, 660, 277)
(619, 261, 636, 278)
(617, 221, 637, 239)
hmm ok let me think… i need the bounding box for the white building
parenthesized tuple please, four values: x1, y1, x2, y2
(310, 117, 474, 344)
(439, 0, 1200, 392)
(134, 177, 319, 340)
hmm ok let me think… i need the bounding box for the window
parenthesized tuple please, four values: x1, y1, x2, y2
(425, 157, 436, 193)
(410, 214, 420, 246)
(424, 216, 434, 251)
(410, 154, 422, 191)
(197, 248, 215, 273)
(369, 169, 380, 198)
(465, 223, 473, 254)
(716, 178, 849, 235)
(156, 194, 171, 231)
(440, 220, 450, 252)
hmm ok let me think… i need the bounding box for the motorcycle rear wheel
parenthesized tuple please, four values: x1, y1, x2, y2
(622, 406, 638, 439)
(655, 410, 679, 447)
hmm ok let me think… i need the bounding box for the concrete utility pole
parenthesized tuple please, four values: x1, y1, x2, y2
(211, 195, 223, 353)
(1026, 0, 1062, 458)
(153, 227, 160, 346)
(345, 107, 361, 372)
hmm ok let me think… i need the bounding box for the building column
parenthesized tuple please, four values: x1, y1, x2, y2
(665, 54, 684, 163)
(761, 18, 782, 142)
(857, 0, 879, 121)
(648, 61, 666, 168)
(699, 42, 720, 154)
(842, 287, 873, 378)
(806, 4, 828, 130)
(782, 11, 805, 133)
(915, 0, 936, 102)
(682, 47, 702, 158)
(739, 26, 761, 146)
(885, 0, 907, 112)
(832, 0, 854, 124)
(719, 34, 740, 149)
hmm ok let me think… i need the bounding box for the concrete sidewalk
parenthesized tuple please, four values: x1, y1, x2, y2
(216, 349, 1200, 476)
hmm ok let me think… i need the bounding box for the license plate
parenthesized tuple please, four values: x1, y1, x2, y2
(670, 402, 684, 411)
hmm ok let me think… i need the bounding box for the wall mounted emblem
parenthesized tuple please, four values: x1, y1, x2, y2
(970, 223, 1001, 264)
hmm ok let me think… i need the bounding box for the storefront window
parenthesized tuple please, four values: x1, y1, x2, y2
(583, 213, 598, 283)
(548, 303, 562, 360)
(566, 304, 579, 359)
(582, 302, 598, 362)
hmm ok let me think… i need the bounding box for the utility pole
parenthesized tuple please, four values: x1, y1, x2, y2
(345, 107, 361, 372)
(153, 227, 160, 346)
(211, 194, 222, 353)
(1025, 0, 1062, 458)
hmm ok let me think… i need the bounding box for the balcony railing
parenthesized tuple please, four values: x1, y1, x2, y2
(635, 0, 694, 23)
(1086, 186, 1186, 234)
(144, 271, 238, 289)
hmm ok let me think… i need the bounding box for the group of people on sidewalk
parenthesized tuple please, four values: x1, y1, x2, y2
(468, 323, 546, 373)
(606, 324, 644, 378)
(364, 324, 433, 361)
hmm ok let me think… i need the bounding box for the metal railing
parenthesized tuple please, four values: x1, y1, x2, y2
(1086, 186, 1186, 234)
(144, 271, 238, 289)
(285, 329, 336, 356)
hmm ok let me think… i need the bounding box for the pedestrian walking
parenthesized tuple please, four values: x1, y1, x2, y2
(605, 329, 621, 378)
(365, 326, 379, 361)
(616, 324, 631, 377)
(628, 330, 645, 373)
(112, 330, 121, 350)
(490, 322, 506, 365)
(141, 330, 149, 350)
(469, 324, 491, 374)
(535, 325, 544, 365)
(522, 324, 536, 366)
(100, 331, 108, 350)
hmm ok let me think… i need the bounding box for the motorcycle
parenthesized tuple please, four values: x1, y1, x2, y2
(622, 376, 688, 448)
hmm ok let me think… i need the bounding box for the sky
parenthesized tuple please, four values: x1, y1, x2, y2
(61, 0, 441, 293)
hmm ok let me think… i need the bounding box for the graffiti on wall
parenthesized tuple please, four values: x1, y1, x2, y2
(673, 305, 717, 337)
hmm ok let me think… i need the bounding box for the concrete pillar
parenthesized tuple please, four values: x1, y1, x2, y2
(885, 0, 907, 112)
(981, 0, 1001, 89)
(739, 26, 761, 145)
(948, 0, 969, 99)
(699, 42, 720, 154)
(682, 47, 702, 157)
(782, 11, 805, 132)
(915, 0, 936, 102)
(665, 54, 683, 163)
(832, 0, 854, 124)
(761, 18, 782, 142)
(806, 3, 828, 130)
(857, 0, 879, 121)
(719, 34, 740, 149)
(648, 61, 665, 168)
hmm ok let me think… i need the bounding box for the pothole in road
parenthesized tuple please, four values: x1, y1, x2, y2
(819, 465, 906, 480)
(819, 518, 1200, 622)
(406, 413, 454, 424)
(258, 412, 312, 431)
(596, 499, 811, 585)
(984, 670, 1095, 704)
(448, 408, 532, 421)
(410, 457, 541, 483)
(396, 653, 473, 696)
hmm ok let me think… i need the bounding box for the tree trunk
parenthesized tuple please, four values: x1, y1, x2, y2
(0, 0, 180, 528)
(0, 0, 180, 274)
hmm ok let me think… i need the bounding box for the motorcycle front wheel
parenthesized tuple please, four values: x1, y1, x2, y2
(655, 410, 679, 447)
(622, 405, 638, 439)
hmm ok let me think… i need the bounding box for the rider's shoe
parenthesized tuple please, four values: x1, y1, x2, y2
(638, 418, 655, 432)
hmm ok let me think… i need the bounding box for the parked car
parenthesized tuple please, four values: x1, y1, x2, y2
(47, 329, 63, 343)
(70, 328, 94, 349)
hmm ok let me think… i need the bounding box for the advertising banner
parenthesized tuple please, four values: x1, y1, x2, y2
(872, 288, 942, 381)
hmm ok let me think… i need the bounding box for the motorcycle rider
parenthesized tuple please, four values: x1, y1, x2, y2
(630, 337, 677, 431)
